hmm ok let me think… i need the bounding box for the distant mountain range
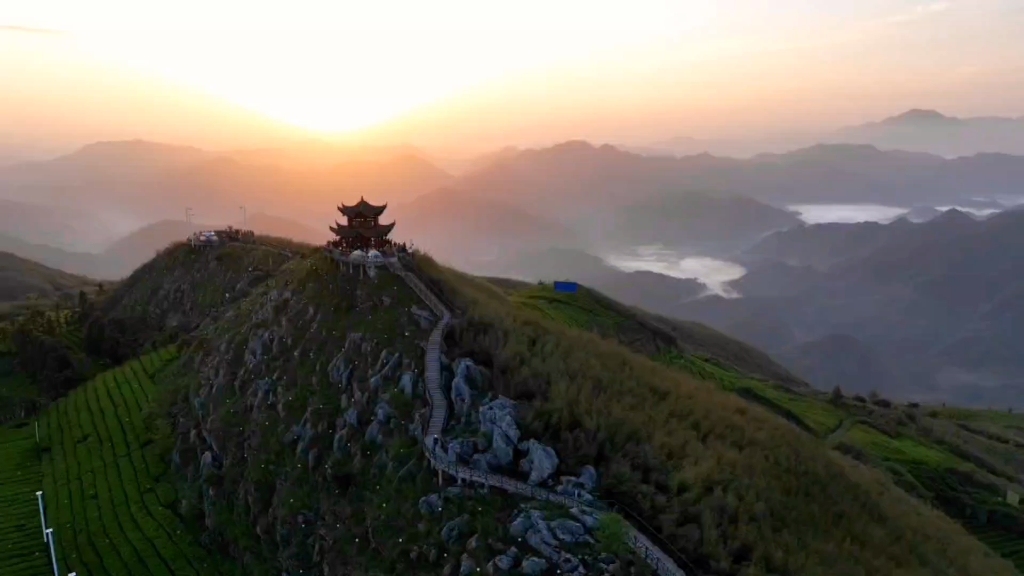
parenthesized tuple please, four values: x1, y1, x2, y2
(0, 251, 97, 304)
(828, 109, 1024, 158)
(643, 109, 1024, 158)
(678, 209, 1024, 408)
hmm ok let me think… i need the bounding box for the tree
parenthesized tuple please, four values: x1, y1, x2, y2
(830, 385, 844, 405)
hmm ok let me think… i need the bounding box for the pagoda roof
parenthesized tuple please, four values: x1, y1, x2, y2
(329, 221, 396, 238)
(338, 197, 388, 218)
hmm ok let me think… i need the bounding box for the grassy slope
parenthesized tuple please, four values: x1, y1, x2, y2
(0, 251, 98, 303)
(494, 278, 1024, 573)
(0, 347, 225, 576)
(422, 261, 1014, 575)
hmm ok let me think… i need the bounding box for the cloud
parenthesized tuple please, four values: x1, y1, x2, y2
(0, 25, 65, 35)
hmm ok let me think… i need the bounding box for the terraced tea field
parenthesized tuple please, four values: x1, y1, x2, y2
(0, 421, 50, 575)
(1, 346, 226, 576)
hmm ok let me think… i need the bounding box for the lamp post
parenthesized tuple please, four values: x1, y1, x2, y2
(185, 207, 193, 225)
(239, 205, 247, 229)
(35, 491, 46, 542)
(45, 528, 58, 576)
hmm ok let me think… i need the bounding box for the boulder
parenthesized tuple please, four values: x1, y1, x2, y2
(459, 554, 476, 576)
(578, 465, 598, 491)
(451, 376, 472, 418)
(569, 507, 601, 531)
(374, 400, 394, 424)
(509, 514, 533, 539)
(549, 519, 589, 543)
(479, 396, 520, 444)
(364, 421, 382, 444)
(418, 493, 443, 515)
(327, 353, 349, 386)
(518, 440, 559, 485)
(557, 552, 582, 574)
(447, 438, 477, 463)
(470, 453, 492, 473)
(398, 371, 417, 397)
(342, 407, 359, 429)
(520, 556, 548, 576)
(487, 427, 516, 469)
(441, 515, 469, 548)
(493, 553, 516, 571)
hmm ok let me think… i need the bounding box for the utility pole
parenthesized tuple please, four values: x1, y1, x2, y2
(185, 207, 193, 226)
(35, 491, 46, 542)
(239, 205, 247, 229)
(45, 528, 58, 576)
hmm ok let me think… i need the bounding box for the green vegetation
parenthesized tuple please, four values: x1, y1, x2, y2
(0, 346, 227, 576)
(0, 422, 50, 576)
(28, 241, 1018, 576)
(496, 276, 1024, 573)
(417, 255, 1014, 576)
(594, 513, 631, 558)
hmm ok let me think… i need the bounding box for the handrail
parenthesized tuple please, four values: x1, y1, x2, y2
(375, 253, 689, 576)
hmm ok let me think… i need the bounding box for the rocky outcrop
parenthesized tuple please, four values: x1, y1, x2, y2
(518, 439, 559, 485)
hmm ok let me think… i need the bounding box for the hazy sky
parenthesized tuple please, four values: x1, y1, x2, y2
(3, 0, 1023, 156)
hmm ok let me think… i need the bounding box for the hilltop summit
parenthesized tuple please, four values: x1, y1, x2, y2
(75, 237, 1014, 576)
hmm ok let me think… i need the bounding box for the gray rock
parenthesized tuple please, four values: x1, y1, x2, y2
(459, 554, 476, 576)
(525, 527, 559, 562)
(364, 420, 382, 444)
(332, 429, 349, 457)
(382, 351, 402, 378)
(505, 546, 521, 560)
(549, 519, 589, 543)
(578, 465, 598, 491)
(451, 376, 472, 418)
(466, 533, 481, 551)
(569, 508, 601, 531)
(408, 412, 424, 441)
(343, 407, 359, 429)
(518, 440, 559, 485)
(479, 396, 520, 444)
(441, 515, 469, 548)
(454, 357, 485, 387)
(509, 514, 534, 539)
(487, 426, 516, 469)
(398, 371, 417, 397)
(419, 493, 443, 515)
(597, 553, 617, 566)
(327, 353, 348, 386)
(493, 554, 516, 571)
(520, 556, 548, 576)
(369, 373, 383, 391)
(374, 400, 394, 424)
(447, 438, 476, 463)
(557, 553, 581, 573)
(411, 305, 435, 328)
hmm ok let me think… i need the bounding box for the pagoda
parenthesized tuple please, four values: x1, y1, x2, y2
(328, 197, 396, 252)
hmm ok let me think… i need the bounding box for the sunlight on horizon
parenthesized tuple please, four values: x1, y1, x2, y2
(9, 0, 718, 133)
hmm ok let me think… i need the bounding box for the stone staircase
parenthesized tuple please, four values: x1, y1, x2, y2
(383, 256, 689, 576)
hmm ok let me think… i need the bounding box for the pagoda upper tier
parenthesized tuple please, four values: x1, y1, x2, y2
(339, 197, 388, 218)
(329, 197, 396, 251)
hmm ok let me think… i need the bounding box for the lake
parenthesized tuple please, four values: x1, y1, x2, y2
(604, 245, 746, 298)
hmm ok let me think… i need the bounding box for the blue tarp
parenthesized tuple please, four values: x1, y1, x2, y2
(553, 281, 578, 293)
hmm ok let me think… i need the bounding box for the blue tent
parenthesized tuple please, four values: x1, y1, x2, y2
(553, 281, 578, 293)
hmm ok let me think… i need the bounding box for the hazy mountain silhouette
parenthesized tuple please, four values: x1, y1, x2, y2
(0, 251, 97, 303)
(830, 109, 1024, 157)
(455, 140, 1024, 218)
(681, 209, 1024, 406)
(0, 140, 454, 239)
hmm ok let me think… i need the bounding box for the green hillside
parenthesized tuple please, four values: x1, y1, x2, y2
(501, 279, 1024, 572)
(0, 346, 225, 576)
(2, 241, 1016, 576)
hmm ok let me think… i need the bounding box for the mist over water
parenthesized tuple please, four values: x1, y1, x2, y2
(604, 245, 746, 298)
(788, 204, 908, 224)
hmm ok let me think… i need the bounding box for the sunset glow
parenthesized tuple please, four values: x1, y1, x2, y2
(2, 0, 1023, 152)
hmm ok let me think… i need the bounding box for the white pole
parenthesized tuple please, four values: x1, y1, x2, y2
(240, 205, 247, 228)
(35, 421, 39, 444)
(36, 491, 46, 542)
(45, 528, 58, 576)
